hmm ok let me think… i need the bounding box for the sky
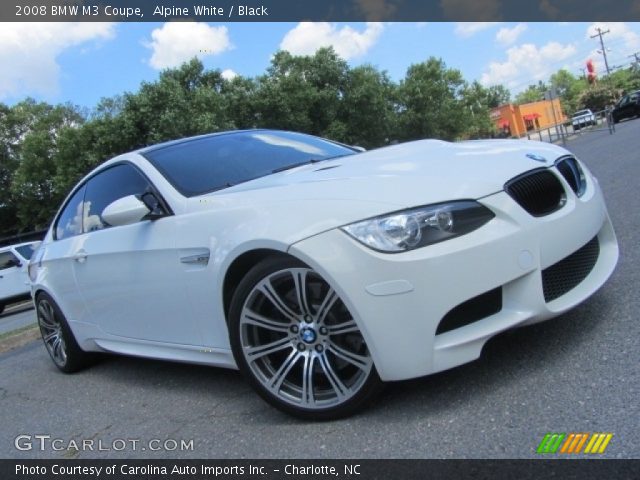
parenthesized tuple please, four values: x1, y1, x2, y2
(1, 21, 640, 109)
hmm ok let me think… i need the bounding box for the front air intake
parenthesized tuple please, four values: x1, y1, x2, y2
(542, 236, 600, 302)
(505, 169, 566, 217)
(436, 287, 502, 335)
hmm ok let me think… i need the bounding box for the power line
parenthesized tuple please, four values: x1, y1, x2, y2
(591, 27, 611, 75)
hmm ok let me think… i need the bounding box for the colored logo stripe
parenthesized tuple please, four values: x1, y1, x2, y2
(560, 433, 589, 453)
(537, 433, 566, 454)
(584, 433, 613, 454)
(537, 433, 613, 454)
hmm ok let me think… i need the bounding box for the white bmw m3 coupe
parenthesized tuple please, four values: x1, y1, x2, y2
(30, 130, 618, 419)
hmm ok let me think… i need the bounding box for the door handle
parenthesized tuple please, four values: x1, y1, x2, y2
(73, 250, 88, 263)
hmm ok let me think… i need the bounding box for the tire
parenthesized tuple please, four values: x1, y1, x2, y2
(229, 256, 383, 420)
(36, 292, 92, 373)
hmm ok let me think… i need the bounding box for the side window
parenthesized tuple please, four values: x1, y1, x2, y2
(83, 164, 151, 232)
(15, 243, 38, 260)
(55, 185, 86, 240)
(0, 251, 20, 270)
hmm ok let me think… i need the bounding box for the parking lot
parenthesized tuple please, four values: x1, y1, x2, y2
(0, 120, 638, 459)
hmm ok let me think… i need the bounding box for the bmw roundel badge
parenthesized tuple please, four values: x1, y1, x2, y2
(526, 153, 547, 163)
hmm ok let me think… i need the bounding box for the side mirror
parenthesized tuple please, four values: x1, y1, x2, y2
(7, 258, 22, 268)
(102, 195, 151, 227)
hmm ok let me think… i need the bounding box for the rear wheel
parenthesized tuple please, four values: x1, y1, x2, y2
(229, 256, 382, 420)
(36, 293, 92, 373)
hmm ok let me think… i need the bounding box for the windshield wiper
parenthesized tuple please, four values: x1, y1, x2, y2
(271, 159, 325, 174)
(271, 154, 353, 174)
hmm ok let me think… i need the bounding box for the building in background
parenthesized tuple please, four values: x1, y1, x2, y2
(491, 99, 566, 138)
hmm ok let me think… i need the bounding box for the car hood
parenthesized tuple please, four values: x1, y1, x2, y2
(185, 139, 571, 241)
(216, 138, 568, 202)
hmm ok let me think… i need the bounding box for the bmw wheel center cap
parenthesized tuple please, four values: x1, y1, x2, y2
(300, 327, 317, 344)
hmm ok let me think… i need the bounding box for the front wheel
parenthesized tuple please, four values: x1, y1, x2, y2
(229, 256, 382, 420)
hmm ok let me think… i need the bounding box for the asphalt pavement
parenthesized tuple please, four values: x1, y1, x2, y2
(0, 120, 638, 459)
(0, 302, 35, 335)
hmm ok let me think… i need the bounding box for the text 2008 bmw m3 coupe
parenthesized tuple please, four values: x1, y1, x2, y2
(30, 130, 618, 419)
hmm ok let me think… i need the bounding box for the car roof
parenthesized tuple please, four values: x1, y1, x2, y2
(137, 129, 273, 155)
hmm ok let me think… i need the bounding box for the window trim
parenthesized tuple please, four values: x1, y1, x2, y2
(52, 161, 173, 241)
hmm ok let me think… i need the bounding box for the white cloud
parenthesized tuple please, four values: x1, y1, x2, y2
(586, 22, 640, 50)
(454, 22, 500, 38)
(221, 69, 238, 81)
(279, 22, 384, 60)
(496, 23, 528, 46)
(585, 23, 640, 73)
(146, 22, 232, 70)
(481, 42, 577, 89)
(0, 22, 115, 99)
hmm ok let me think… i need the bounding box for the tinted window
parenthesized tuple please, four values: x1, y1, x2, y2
(14, 243, 38, 260)
(144, 131, 355, 197)
(83, 164, 151, 232)
(0, 251, 20, 270)
(55, 185, 86, 240)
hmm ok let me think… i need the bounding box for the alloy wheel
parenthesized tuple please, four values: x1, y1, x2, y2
(37, 298, 68, 367)
(239, 267, 373, 410)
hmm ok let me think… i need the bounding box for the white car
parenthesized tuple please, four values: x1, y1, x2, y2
(571, 109, 597, 130)
(30, 130, 618, 419)
(0, 241, 40, 315)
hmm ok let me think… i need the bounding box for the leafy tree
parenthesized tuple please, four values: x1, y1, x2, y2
(549, 69, 583, 114)
(486, 85, 511, 108)
(255, 48, 348, 136)
(397, 58, 467, 141)
(461, 81, 497, 139)
(577, 84, 620, 112)
(332, 65, 397, 148)
(515, 81, 548, 104)
(10, 101, 84, 229)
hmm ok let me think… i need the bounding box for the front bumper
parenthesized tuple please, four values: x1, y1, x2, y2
(289, 174, 618, 381)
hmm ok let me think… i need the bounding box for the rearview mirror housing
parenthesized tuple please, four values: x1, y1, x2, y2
(102, 195, 151, 227)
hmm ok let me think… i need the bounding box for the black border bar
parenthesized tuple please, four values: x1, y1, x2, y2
(3, 459, 640, 480)
(2, 0, 639, 22)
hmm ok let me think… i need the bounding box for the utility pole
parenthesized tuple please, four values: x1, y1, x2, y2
(591, 27, 611, 75)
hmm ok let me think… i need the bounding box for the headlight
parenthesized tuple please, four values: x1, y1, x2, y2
(341, 201, 495, 253)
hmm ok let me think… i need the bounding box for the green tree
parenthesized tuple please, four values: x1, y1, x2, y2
(549, 69, 583, 114)
(255, 48, 348, 136)
(486, 85, 511, 108)
(332, 65, 397, 148)
(10, 101, 85, 229)
(461, 81, 497, 139)
(397, 58, 467, 141)
(515, 81, 548, 104)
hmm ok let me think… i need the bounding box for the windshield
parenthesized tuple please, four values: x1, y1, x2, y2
(143, 131, 356, 197)
(572, 110, 590, 117)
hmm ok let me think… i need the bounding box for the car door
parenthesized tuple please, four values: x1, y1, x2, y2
(0, 250, 28, 300)
(71, 162, 202, 345)
(40, 184, 89, 323)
